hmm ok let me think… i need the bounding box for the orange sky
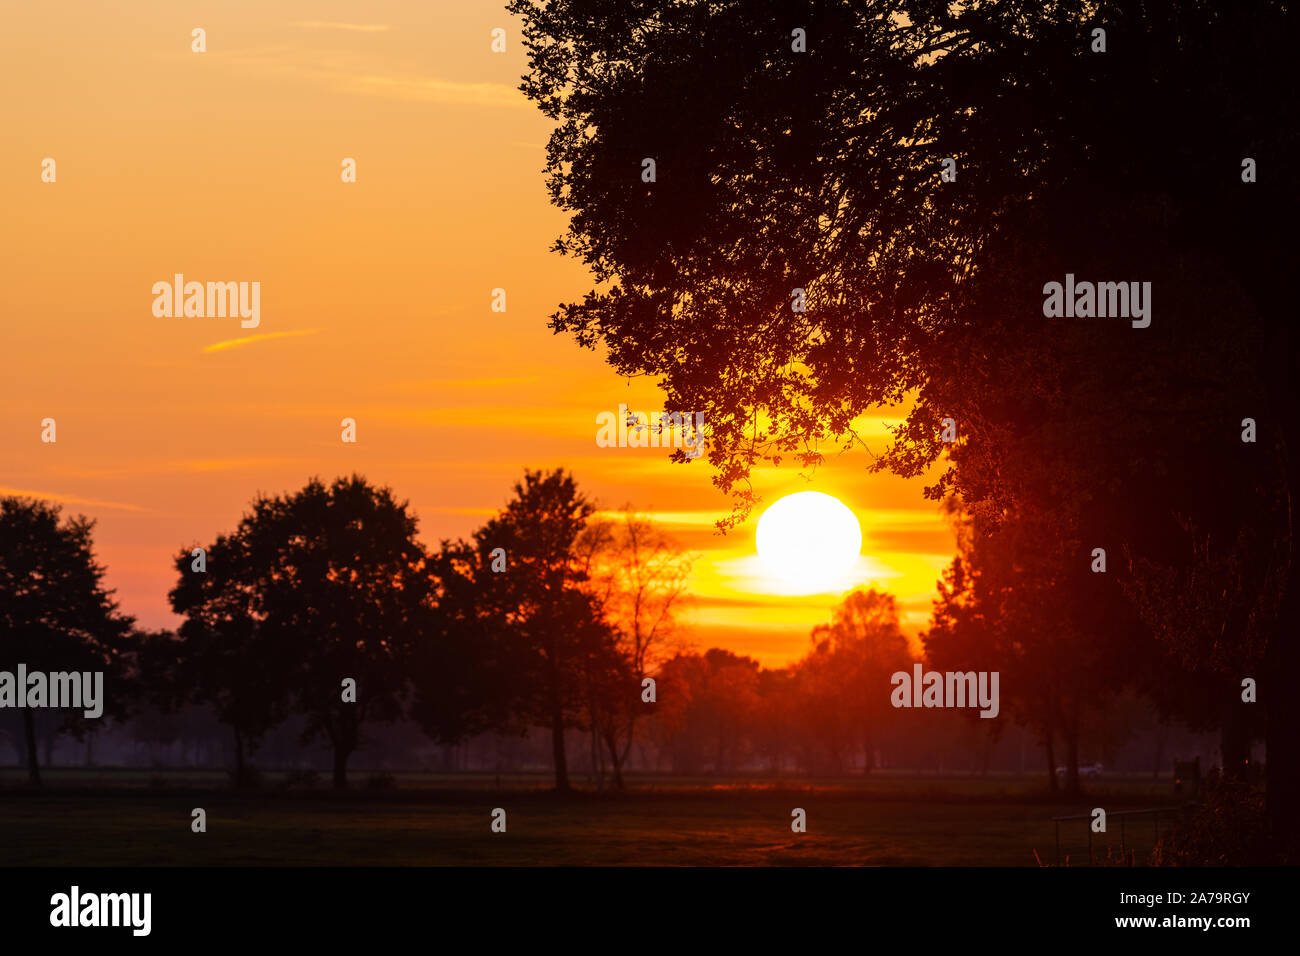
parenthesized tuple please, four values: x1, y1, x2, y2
(1, 0, 955, 667)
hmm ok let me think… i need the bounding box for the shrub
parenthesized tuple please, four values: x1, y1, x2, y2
(1152, 781, 1271, 866)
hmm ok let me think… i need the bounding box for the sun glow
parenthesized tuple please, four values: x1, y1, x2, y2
(755, 491, 863, 594)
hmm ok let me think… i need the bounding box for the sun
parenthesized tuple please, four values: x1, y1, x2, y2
(755, 491, 863, 594)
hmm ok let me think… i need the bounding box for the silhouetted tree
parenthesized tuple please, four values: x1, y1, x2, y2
(0, 497, 134, 785)
(419, 469, 615, 792)
(578, 507, 693, 787)
(794, 589, 912, 774)
(512, 0, 1300, 853)
(411, 538, 534, 750)
(174, 476, 436, 789)
(926, 503, 1138, 796)
(656, 649, 761, 774)
(166, 531, 293, 787)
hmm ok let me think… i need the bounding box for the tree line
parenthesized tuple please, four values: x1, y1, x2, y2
(3, 479, 1227, 795)
(0, 471, 699, 791)
(0, 477, 910, 789)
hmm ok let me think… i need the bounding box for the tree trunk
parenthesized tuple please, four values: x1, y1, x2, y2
(606, 724, 633, 790)
(550, 702, 570, 792)
(232, 726, 246, 787)
(332, 745, 351, 790)
(603, 730, 626, 790)
(589, 715, 604, 790)
(1221, 694, 1250, 781)
(1044, 732, 1057, 793)
(22, 710, 41, 786)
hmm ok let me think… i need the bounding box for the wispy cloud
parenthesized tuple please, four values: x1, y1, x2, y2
(208, 43, 526, 109)
(204, 329, 319, 353)
(592, 509, 725, 527)
(296, 21, 391, 33)
(47, 459, 304, 481)
(341, 74, 525, 108)
(0, 487, 149, 513)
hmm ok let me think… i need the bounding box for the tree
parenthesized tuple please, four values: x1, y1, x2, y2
(925, 503, 1138, 796)
(578, 507, 693, 787)
(0, 497, 134, 785)
(655, 649, 760, 774)
(513, 0, 1293, 518)
(793, 589, 912, 774)
(419, 469, 615, 792)
(1124, 513, 1276, 779)
(751, 665, 798, 773)
(165, 532, 293, 786)
(173, 476, 436, 789)
(909, 230, 1281, 791)
(511, 0, 1300, 853)
(410, 539, 534, 751)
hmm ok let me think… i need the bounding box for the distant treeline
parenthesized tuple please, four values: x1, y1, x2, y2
(1, 473, 1238, 794)
(0, 687, 1222, 784)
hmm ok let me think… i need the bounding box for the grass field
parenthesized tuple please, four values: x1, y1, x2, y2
(0, 771, 1189, 866)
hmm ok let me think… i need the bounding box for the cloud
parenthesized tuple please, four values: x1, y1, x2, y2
(421, 506, 499, 518)
(591, 509, 724, 527)
(340, 73, 526, 108)
(0, 487, 149, 513)
(211, 45, 527, 109)
(869, 527, 959, 555)
(48, 459, 303, 480)
(203, 329, 319, 353)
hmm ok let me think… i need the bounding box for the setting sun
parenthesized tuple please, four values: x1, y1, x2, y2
(755, 491, 863, 595)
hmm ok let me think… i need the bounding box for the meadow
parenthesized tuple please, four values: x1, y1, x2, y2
(0, 771, 1188, 866)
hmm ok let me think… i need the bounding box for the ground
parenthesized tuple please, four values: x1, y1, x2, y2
(0, 770, 1189, 866)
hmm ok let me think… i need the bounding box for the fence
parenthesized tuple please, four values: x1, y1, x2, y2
(1049, 805, 1188, 866)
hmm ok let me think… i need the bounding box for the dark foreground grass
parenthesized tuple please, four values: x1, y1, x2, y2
(0, 773, 1183, 866)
